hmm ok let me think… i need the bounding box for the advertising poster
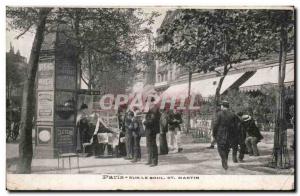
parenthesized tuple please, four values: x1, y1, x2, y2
(37, 91, 54, 122)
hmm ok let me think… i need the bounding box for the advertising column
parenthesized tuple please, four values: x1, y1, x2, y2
(54, 31, 78, 154)
(35, 27, 78, 158)
(35, 39, 56, 158)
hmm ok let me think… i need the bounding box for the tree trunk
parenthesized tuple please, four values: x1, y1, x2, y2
(74, 10, 82, 91)
(186, 69, 192, 133)
(87, 51, 92, 92)
(214, 64, 229, 113)
(7, 82, 10, 101)
(17, 8, 51, 174)
(271, 17, 290, 169)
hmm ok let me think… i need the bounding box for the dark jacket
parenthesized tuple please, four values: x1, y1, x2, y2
(236, 116, 246, 144)
(242, 119, 263, 141)
(130, 117, 140, 137)
(143, 107, 160, 136)
(168, 112, 183, 131)
(124, 114, 133, 134)
(160, 111, 169, 134)
(213, 109, 238, 146)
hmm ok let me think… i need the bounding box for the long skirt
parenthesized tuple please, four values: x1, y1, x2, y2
(159, 133, 169, 155)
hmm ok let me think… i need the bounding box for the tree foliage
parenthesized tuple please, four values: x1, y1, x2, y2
(156, 10, 270, 72)
(6, 7, 160, 173)
(58, 8, 159, 93)
(6, 51, 27, 88)
(155, 9, 294, 106)
(7, 7, 160, 94)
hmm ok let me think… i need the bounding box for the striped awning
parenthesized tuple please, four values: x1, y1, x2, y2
(239, 63, 294, 92)
(162, 72, 246, 100)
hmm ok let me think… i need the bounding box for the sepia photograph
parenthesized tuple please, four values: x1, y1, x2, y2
(5, 5, 295, 191)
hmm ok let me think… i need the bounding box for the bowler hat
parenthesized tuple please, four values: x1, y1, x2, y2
(220, 100, 229, 108)
(242, 115, 251, 121)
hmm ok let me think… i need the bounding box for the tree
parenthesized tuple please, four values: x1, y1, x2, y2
(7, 7, 52, 173)
(155, 9, 269, 131)
(156, 10, 215, 132)
(7, 8, 158, 173)
(156, 8, 295, 168)
(58, 8, 158, 94)
(252, 10, 294, 168)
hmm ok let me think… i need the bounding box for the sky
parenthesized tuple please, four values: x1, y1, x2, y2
(6, 8, 167, 61)
(6, 28, 34, 61)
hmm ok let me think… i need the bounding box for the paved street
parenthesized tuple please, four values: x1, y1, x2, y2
(7, 130, 295, 175)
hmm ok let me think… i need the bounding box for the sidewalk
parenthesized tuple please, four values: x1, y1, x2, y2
(7, 131, 295, 175)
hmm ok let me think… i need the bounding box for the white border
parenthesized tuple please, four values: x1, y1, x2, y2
(2, 0, 299, 194)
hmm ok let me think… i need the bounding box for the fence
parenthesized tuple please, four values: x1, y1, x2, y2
(189, 116, 213, 143)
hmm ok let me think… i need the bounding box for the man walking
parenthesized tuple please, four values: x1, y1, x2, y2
(232, 112, 246, 162)
(168, 108, 183, 153)
(231, 112, 247, 162)
(143, 101, 160, 167)
(212, 101, 238, 170)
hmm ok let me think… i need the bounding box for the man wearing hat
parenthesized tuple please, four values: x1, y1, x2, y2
(241, 115, 263, 156)
(143, 98, 161, 167)
(233, 112, 247, 162)
(212, 100, 239, 170)
(168, 108, 183, 153)
(124, 110, 135, 160)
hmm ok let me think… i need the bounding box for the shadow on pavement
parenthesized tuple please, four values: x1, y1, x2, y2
(158, 155, 208, 166)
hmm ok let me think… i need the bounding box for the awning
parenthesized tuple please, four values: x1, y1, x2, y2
(162, 72, 246, 99)
(239, 63, 294, 92)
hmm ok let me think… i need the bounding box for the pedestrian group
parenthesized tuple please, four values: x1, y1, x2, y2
(212, 101, 264, 170)
(76, 99, 263, 170)
(120, 99, 184, 167)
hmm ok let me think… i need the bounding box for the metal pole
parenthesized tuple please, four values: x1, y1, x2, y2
(187, 69, 192, 133)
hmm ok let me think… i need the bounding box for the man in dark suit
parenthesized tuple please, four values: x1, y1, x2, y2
(212, 101, 238, 170)
(124, 110, 134, 159)
(232, 112, 247, 162)
(143, 100, 160, 167)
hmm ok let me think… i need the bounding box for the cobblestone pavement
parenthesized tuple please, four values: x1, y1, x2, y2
(6, 130, 295, 175)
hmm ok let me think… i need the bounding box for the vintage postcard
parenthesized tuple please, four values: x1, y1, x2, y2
(6, 6, 295, 191)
